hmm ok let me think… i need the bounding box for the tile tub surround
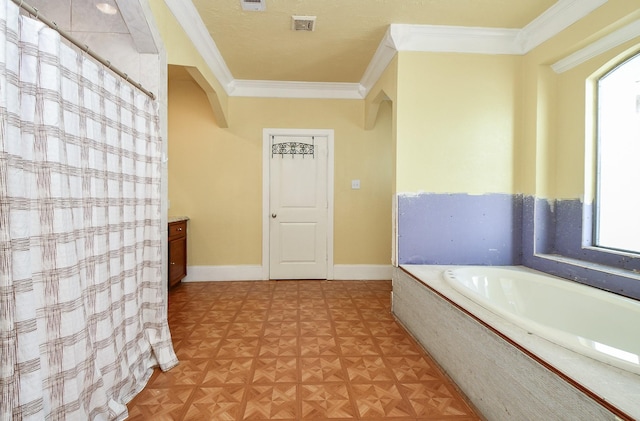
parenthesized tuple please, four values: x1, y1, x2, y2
(393, 265, 640, 421)
(126, 279, 481, 420)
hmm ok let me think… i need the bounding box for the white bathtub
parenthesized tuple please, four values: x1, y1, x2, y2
(393, 265, 640, 420)
(443, 266, 640, 375)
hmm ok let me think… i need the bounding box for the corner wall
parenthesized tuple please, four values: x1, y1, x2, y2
(394, 52, 522, 265)
(393, 1, 640, 300)
(517, 0, 640, 300)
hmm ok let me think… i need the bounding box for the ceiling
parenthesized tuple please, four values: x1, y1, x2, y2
(191, 0, 557, 84)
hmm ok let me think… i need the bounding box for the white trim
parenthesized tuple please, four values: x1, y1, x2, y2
(516, 0, 608, 54)
(163, 0, 234, 90)
(229, 80, 364, 99)
(359, 27, 398, 97)
(168, 0, 608, 99)
(182, 264, 392, 282)
(262, 136, 270, 280)
(359, 1, 608, 96)
(392, 194, 398, 267)
(551, 19, 640, 73)
(183, 265, 264, 282)
(262, 129, 335, 280)
(390, 24, 521, 55)
(333, 265, 393, 281)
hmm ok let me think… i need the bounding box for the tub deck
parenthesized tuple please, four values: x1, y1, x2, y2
(394, 265, 640, 421)
(443, 266, 640, 375)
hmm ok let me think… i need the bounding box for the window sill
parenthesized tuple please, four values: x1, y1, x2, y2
(582, 245, 640, 259)
(533, 252, 640, 281)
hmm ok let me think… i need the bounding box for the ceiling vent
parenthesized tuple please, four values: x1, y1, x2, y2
(292, 16, 316, 32)
(241, 0, 265, 12)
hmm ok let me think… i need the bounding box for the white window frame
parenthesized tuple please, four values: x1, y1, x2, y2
(593, 52, 640, 255)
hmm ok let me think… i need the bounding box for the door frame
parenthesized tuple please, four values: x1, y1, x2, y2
(262, 128, 334, 280)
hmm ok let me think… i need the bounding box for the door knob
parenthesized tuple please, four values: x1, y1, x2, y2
(271, 213, 277, 218)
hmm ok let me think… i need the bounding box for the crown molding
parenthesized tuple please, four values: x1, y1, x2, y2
(164, 0, 234, 91)
(359, 27, 398, 97)
(358, 24, 521, 96)
(390, 24, 521, 54)
(516, 0, 608, 53)
(168, 0, 608, 99)
(229, 80, 364, 99)
(551, 19, 640, 73)
(358, 0, 608, 96)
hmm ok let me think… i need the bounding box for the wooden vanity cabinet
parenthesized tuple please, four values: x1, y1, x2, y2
(168, 220, 187, 287)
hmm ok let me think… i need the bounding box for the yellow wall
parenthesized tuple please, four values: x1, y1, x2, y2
(164, 0, 640, 269)
(388, 0, 640, 200)
(340, 99, 393, 263)
(517, 0, 640, 200)
(365, 55, 398, 193)
(395, 51, 521, 194)
(168, 78, 393, 266)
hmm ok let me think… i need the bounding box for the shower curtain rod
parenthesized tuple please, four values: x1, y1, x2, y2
(11, 0, 156, 100)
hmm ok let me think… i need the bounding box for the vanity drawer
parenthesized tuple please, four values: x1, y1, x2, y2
(169, 220, 187, 239)
(168, 219, 188, 287)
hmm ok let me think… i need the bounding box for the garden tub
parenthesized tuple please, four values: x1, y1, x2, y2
(393, 265, 640, 420)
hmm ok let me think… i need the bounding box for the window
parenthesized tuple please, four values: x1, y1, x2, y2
(594, 53, 640, 253)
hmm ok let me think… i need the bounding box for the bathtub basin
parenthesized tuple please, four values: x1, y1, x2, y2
(393, 265, 640, 420)
(444, 266, 640, 375)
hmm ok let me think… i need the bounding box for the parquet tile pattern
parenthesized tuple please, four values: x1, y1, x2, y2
(127, 280, 481, 420)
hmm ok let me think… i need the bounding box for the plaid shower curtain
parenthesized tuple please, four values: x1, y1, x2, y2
(0, 0, 178, 419)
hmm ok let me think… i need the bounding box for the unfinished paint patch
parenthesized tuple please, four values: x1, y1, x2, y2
(522, 196, 640, 300)
(397, 193, 522, 265)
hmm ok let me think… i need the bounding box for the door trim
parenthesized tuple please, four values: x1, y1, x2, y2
(262, 128, 334, 280)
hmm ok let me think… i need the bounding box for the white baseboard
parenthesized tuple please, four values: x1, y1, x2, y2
(332, 265, 393, 280)
(183, 265, 264, 282)
(183, 264, 394, 282)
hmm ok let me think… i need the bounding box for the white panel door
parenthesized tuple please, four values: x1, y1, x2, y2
(270, 135, 328, 279)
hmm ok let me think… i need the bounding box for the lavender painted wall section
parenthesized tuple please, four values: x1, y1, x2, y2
(398, 193, 522, 265)
(399, 193, 640, 299)
(522, 196, 640, 300)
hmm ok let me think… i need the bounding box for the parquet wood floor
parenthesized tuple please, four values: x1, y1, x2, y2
(127, 280, 481, 420)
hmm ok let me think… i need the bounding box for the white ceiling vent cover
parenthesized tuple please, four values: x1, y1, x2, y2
(292, 16, 316, 32)
(241, 0, 265, 12)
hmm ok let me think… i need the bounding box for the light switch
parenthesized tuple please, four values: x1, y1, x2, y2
(351, 179, 361, 189)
